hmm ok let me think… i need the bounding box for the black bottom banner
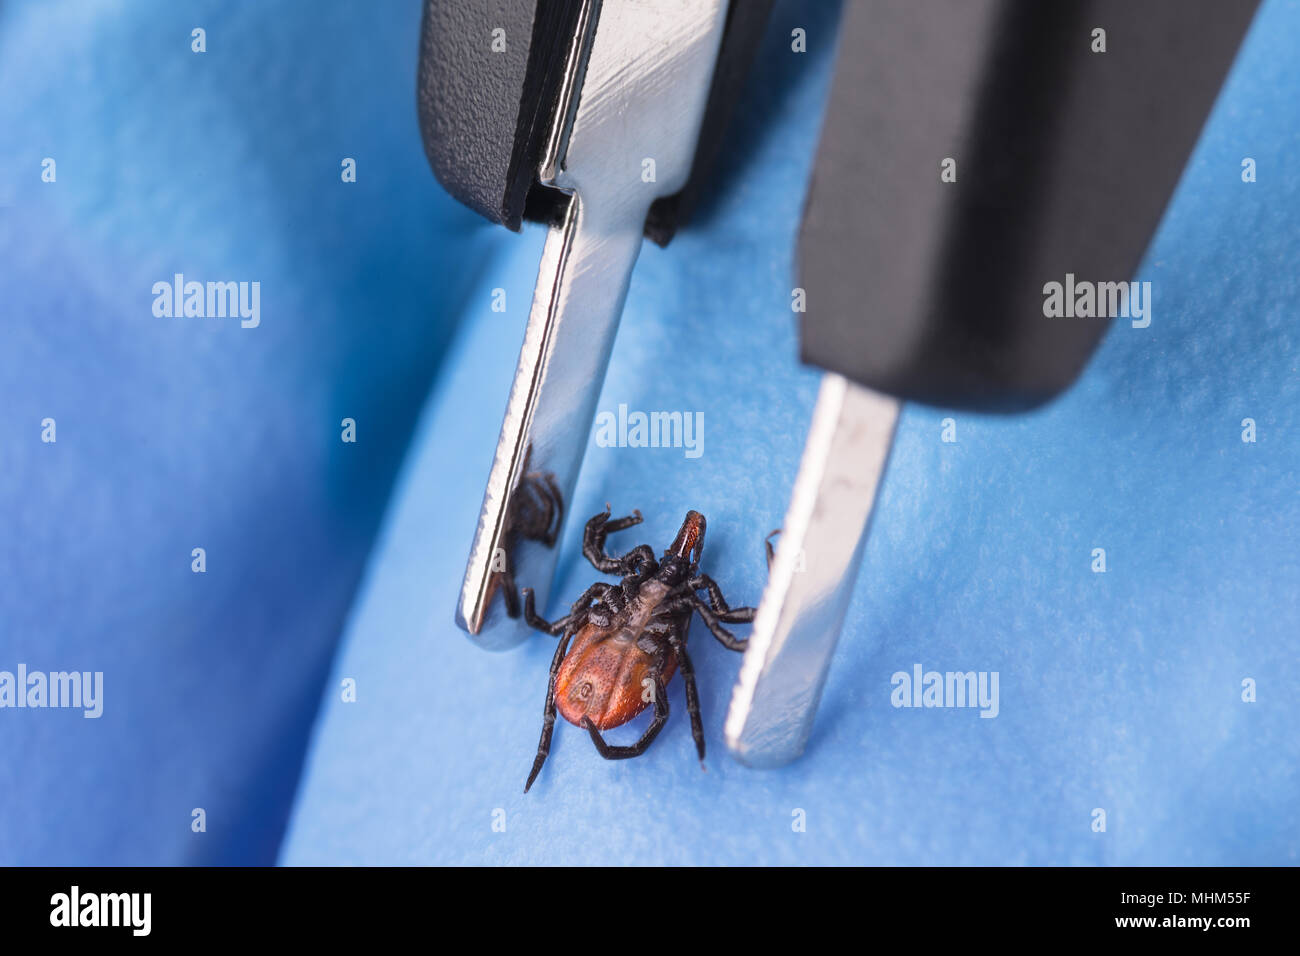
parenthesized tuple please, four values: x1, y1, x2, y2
(0, 865, 1288, 942)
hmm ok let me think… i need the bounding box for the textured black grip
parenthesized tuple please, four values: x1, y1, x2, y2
(417, 0, 583, 231)
(798, 0, 1259, 411)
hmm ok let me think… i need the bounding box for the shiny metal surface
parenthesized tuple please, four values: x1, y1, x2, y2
(725, 375, 900, 766)
(458, 0, 731, 647)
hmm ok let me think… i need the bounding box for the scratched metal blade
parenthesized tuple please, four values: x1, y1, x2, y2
(726, 374, 900, 765)
(457, 0, 731, 648)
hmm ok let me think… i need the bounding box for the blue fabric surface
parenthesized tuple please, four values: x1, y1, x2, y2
(3, 0, 1296, 867)
(0, 1, 489, 864)
(282, 3, 1298, 865)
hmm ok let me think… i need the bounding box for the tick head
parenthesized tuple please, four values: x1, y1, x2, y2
(666, 510, 706, 567)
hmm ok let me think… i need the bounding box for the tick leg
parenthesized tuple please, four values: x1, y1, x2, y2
(525, 628, 574, 792)
(666, 594, 748, 651)
(569, 582, 611, 617)
(643, 625, 703, 759)
(522, 588, 568, 635)
(523, 583, 608, 635)
(582, 675, 669, 759)
(688, 574, 757, 624)
(666, 633, 706, 762)
(620, 544, 656, 577)
(602, 586, 626, 617)
(765, 529, 781, 570)
(521, 589, 571, 635)
(582, 506, 644, 573)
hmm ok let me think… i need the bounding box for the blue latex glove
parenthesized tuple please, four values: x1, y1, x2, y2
(0, 0, 491, 864)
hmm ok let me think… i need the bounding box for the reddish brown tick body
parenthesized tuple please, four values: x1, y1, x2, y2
(521, 508, 760, 791)
(553, 576, 681, 731)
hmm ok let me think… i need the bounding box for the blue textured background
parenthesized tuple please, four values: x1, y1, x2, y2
(3, 0, 1297, 865)
(0, 0, 488, 864)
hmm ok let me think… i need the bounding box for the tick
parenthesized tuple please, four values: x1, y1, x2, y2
(521, 506, 765, 791)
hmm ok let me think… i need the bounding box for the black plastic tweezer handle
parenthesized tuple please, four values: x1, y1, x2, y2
(799, 0, 1260, 411)
(417, 0, 774, 243)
